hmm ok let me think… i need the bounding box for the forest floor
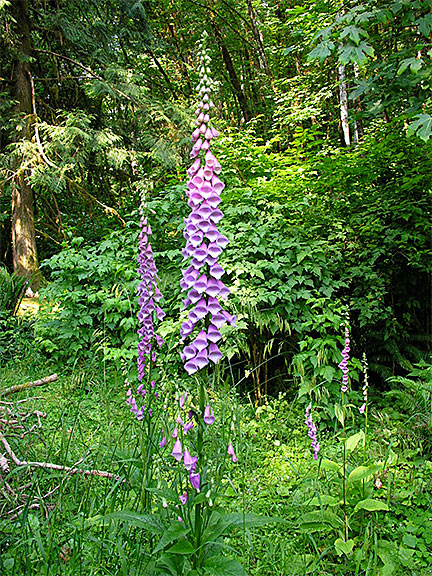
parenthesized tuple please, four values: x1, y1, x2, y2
(1, 340, 431, 576)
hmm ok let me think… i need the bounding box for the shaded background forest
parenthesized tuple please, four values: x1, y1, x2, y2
(1, 0, 431, 398)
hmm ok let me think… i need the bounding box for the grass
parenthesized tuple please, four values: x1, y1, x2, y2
(1, 333, 432, 575)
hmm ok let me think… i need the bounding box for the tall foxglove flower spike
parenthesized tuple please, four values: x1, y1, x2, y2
(180, 33, 235, 374)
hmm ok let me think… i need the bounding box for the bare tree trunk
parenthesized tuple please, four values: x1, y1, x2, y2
(11, 0, 41, 290)
(211, 23, 252, 123)
(353, 61, 364, 146)
(338, 62, 350, 146)
(245, 0, 271, 76)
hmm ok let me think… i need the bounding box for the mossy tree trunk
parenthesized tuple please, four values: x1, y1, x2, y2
(11, 0, 42, 291)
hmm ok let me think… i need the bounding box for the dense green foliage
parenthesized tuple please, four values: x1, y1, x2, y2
(0, 0, 431, 574)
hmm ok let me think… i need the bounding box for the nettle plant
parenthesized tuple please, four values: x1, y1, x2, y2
(119, 34, 267, 576)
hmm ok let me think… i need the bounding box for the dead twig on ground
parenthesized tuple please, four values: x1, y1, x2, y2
(0, 374, 58, 397)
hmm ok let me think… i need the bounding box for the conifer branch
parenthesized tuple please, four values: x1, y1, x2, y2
(33, 49, 135, 102)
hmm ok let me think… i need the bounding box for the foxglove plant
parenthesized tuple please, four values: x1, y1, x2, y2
(147, 35, 245, 574)
(125, 199, 167, 512)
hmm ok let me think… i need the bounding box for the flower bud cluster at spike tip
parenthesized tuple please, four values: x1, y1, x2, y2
(180, 34, 235, 375)
(338, 327, 350, 393)
(137, 205, 165, 382)
(305, 403, 319, 460)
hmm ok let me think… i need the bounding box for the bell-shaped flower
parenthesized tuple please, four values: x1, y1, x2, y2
(184, 359, 199, 375)
(172, 439, 183, 461)
(189, 471, 200, 491)
(208, 343, 222, 364)
(207, 324, 222, 343)
(227, 442, 238, 462)
(204, 404, 215, 425)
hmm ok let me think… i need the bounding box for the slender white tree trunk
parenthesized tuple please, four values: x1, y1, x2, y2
(338, 62, 350, 146)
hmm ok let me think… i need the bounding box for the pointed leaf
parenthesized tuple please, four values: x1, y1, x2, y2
(354, 498, 389, 513)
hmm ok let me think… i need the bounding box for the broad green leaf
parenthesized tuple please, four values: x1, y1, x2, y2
(168, 540, 195, 555)
(299, 510, 344, 532)
(153, 523, 190, 554)
(334, 538, 354, 556)
(348, 464, 381, 484)
(407, 114, 432, 142)
(354, 499, 389, 513)
(307, 41, 335, 62)
(345, 430, 365, 452)
(309, 494, 340, 507)
(320, 458, 341, 473)
(397, 57, 416, 76)
(82, 511, 163, 532)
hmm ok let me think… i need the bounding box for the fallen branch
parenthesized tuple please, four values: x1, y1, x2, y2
(0, 432, 123, 482)
(0, 374, 58, 397)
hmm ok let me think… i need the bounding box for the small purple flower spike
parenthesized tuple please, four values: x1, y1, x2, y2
(204, 404, 215, 425)
(338, 327, 350, 393)
(136, 204, 165, 383)
(359, 353, 369, 415)
(305, 403, 319, 460)
(159, 436, 167, 448)
(179, 492, 188, 505)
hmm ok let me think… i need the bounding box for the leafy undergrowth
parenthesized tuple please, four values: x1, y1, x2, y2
(0, 354, 431, 575)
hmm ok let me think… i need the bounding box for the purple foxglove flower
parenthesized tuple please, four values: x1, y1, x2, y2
(172, 439, 183, 461)
(159, 436, 167, 448)
(176, 415, 184, 426)
(184, 359, 199, 375)
(359, 403, 366, 414)
(204, 404, 215, 425)
(179, 392, 188, 410)
(184, 448, 195, 471)
(208, 343, 222, 364)
(172, 427, 179, 438)
(179, 492, 188, 505)
(305, 403, 319, 460)
(189, 470, 200, 491)
(227, 442, 238, 463)
(184, 420, 194, 433)
(207, 324, 222, 343)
